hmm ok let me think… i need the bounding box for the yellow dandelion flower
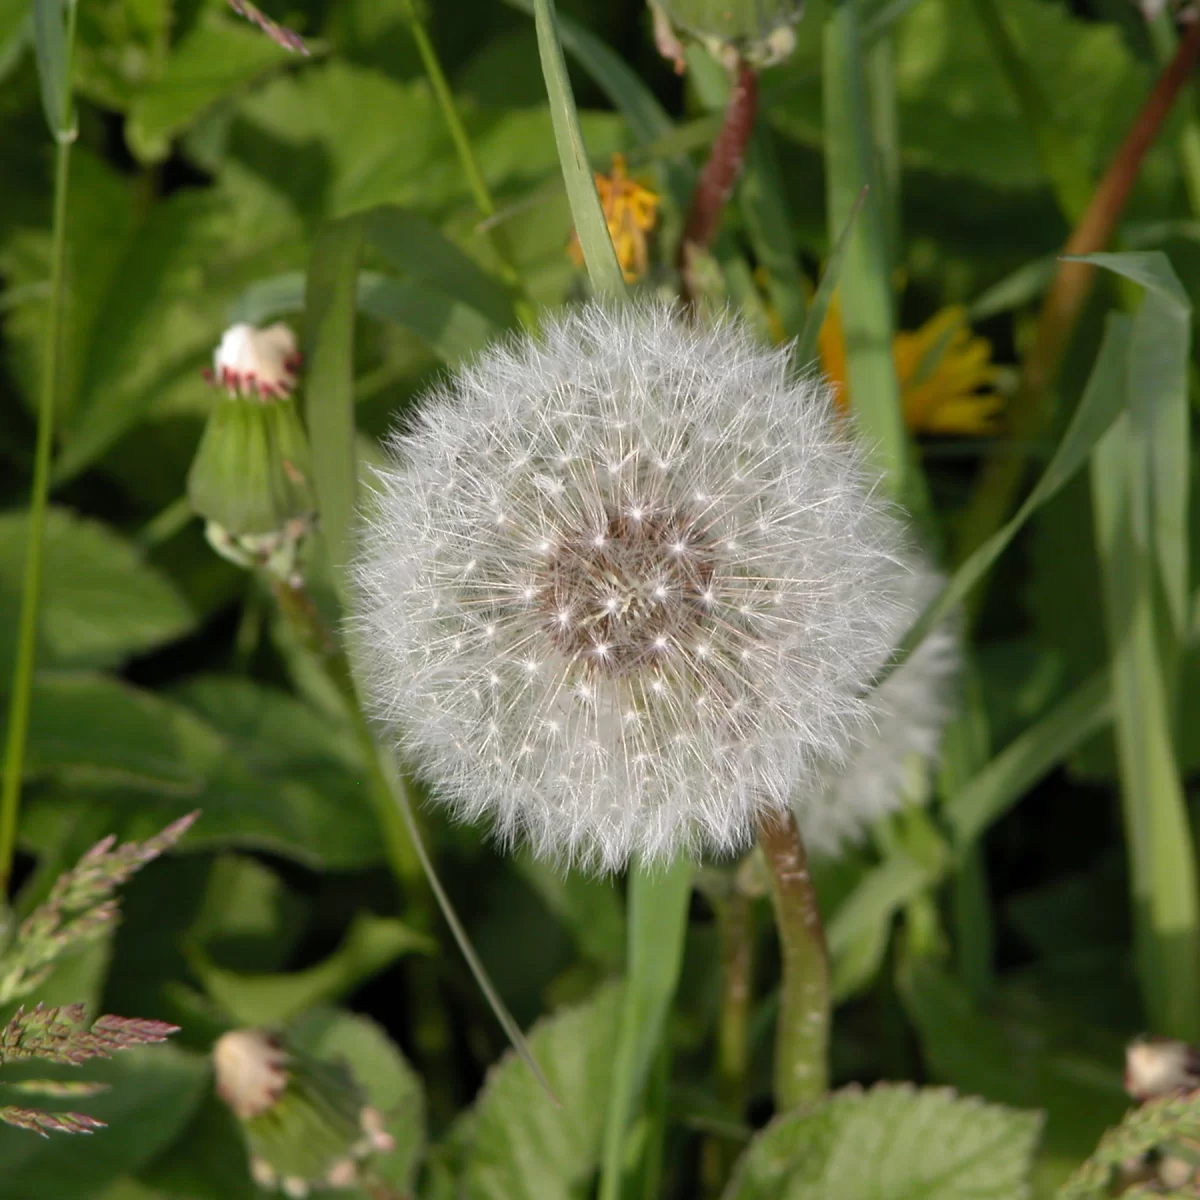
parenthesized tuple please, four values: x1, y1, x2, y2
(568, 154, 660, 283)
(819, 299, 1004, 437)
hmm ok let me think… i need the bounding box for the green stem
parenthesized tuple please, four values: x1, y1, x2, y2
(403, 0, 534, 325)
(758, 809, 829, 1109)
(0, 133, 73, 893)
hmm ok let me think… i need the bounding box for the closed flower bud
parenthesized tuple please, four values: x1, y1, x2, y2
(354, 301, 921, 872)
(650, 0, 803, 70)
(795, 567, 959, 857)
(212, 1029, 392, 1192)
(1125, 1035, 1200, 1102)
(189, 323, 314, 580)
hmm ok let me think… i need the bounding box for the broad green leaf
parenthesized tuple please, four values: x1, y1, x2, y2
(0, 0, 29, 86)
(945, 671, 1112, 847)
(363, 205, 515, 330)
(899, 956, 1126, 1188)
(0, 508, 194, 682)
(533, 0, 625, 296)
(228, 269, 499, 364)
(14, 673, 383, 870)
(288, 1007, 426, 1196)
(456, 984, 623, 1199)
(600, 859, 692, 1200)
(722, 1082, 1042, 1199)
(126, 9, 296, 163)
(516, 854, 625, 970)
(0, 1044, 208, 1200)
(357, 274, 497, 365)
(304, 215, 362, 608)
(191, 911, 432, 1026)
(135, 1094, 257, 1200)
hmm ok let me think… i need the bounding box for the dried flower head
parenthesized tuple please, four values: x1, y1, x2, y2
(213, 1026, 394, 1193)
(796, 567, 958, 857)
(354, 301, 920, 871)
(1126, 1036, 1200, 1102)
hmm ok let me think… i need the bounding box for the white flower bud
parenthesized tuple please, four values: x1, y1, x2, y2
(354, 301, 922, 872)
(208, 322, 301, 400)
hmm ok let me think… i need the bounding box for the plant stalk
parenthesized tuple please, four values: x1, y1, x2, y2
(679, 60, 759, 303)
(0, 133, 73, 894)
(758, 809, 829, 1109)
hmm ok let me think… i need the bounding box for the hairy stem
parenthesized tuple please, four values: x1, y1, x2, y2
(758, 809, 829, 1109)
(0, 133, 73, 893)
(679, 60, 759, 303)
(955, 18, 1200, 574)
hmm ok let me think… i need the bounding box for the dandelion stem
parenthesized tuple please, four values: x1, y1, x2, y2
(955, 17, 1200, 575)
(679, 60, 758, 304)
(758, 809, 829, 1109)
(0, 127, 75, 893)
(403, 0, 534, 326)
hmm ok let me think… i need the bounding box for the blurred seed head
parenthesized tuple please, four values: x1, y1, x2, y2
(650, 0, 803, 70)
(354, 300, 920, 872)
(795, 566, 959, 857)
(1125, 1035, 1200, 1102)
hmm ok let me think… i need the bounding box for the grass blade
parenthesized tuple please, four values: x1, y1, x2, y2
(795, 185, 867, 367)
(304, 216, 363, 609)
(880, 312, 1130, 685)
(945, 671, 1113, 848)
(598, 858, 693, 1200)
(823, 0, 908, 497)
(32, 0, 72, 139)
(532, 0, 626, 297)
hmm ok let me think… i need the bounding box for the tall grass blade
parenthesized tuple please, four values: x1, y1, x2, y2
(532, 0, 625, 297)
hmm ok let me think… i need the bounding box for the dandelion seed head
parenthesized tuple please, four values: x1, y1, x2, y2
(795, 566, 959, 857)
(354, 301, 920, 871)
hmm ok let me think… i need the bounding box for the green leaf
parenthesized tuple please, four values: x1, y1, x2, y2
(135, 1093, 258, 1200)
(0, 1044, 208, 1199)
(945, 671, 1113, 848)
(795, 183, 866, 367)
(362, 205, 516, 331)
(15, 673, 384, 870)
(357, 274, 497, 366)
(288, 1007, 426, 1196)
(304, 215, 363, 609)
(191, 911, 432, 1027)
(126, 9, 296, 163)
(532, 0, 625, 296)
(1057, 1089, 1200, 1200)
(0, 508, 194, 683)
(722, 1082, 1042, 1199)
(456, 984, 623, 1199)
(899, 955, 1127, 1185)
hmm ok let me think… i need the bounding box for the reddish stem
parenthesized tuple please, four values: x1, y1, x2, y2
(679, 62, 760, 302)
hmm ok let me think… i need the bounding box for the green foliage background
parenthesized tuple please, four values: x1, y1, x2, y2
(1, 0, 1199, 1196)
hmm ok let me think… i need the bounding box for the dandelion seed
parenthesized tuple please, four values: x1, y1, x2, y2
(354, 301, 921, 872)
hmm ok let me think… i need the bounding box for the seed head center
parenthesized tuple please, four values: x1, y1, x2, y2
(539, 507, 716, 676)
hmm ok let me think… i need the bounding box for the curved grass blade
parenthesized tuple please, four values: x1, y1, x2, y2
(532, 0, 626, 297)
(795, 185, 867, 367)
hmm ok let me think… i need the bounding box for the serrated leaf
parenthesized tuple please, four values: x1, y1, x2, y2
(455, 984, 623, 1200)
(722, 1083, 1042, 1200)
(126, 10, 296, 163)
(0, 508, 194, 684)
